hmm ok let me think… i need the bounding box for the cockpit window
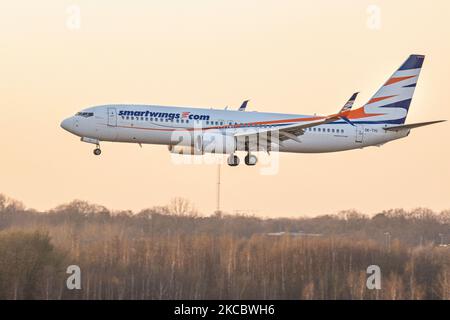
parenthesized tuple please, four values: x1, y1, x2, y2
(76, 112, 94, 118)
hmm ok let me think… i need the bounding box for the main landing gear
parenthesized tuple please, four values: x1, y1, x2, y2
(227, 154, 240, 166)
(245, 153, 257, 166)
(227, 153, 258, 167)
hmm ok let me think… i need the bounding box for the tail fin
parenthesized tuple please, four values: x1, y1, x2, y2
(359, 55, 425, 124)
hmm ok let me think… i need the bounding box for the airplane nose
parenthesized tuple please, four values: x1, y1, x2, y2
(60, 117, 73, 132)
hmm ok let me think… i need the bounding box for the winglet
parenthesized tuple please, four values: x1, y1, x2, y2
(340, 92, 359, 113)
(337, 92, 359, 126)
(238, 100, 249, 111)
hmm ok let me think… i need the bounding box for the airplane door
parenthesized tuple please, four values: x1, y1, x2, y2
(107, 107, 117, 126)
(355, 125, 364, 143)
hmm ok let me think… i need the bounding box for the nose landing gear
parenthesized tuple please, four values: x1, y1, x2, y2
(93, 145, 102, 156)
(80, 137, 101, 156)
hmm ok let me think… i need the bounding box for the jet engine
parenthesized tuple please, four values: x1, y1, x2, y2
(168, 145, 203, 155)
(195, 132, 236, 154)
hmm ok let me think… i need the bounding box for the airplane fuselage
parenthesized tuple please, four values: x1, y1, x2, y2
(61, 104, 409, 154)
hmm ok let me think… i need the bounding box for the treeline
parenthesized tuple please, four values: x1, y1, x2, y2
(1, 195, 448, 246)
(0, 194, 449, 300)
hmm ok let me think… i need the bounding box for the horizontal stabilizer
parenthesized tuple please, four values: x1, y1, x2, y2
(383, 120, 446, 132)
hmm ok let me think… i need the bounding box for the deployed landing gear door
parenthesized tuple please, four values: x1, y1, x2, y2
(107, 107, 117, 126)
(355, 125, 364, 143)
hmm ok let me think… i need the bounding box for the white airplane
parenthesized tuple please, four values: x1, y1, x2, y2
(61, 55, 445, 166)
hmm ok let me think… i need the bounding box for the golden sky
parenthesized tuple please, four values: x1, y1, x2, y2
(0, 0, 449, 216)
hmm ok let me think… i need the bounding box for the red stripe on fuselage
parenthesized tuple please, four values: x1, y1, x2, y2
(111, 107, 385, 133)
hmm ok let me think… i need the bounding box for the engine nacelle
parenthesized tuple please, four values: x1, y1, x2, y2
(168, 145, 203, 155)
(195, 132, 236, 154)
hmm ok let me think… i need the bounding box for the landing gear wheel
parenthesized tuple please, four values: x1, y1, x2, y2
(227, 154, 240, 167)
(245, 154, 257, 166)
(93, 148, 102, 156)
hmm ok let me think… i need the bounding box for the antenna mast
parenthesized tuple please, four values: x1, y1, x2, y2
(216, 164, 221, 213)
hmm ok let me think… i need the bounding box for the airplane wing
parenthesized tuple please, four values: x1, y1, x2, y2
(238, 100, 249, 111)
(234, 113, 342, 144)
(233, 95, 366, 144)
